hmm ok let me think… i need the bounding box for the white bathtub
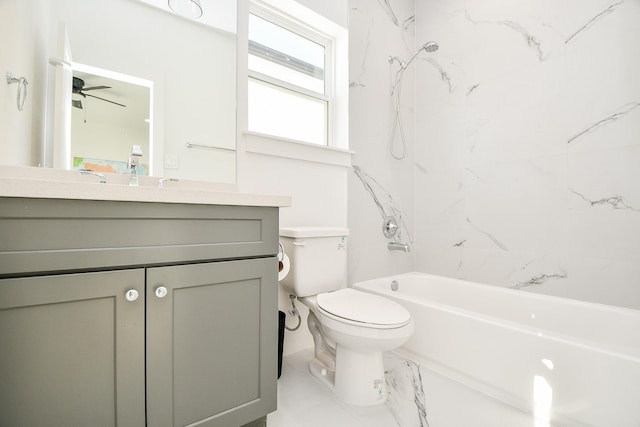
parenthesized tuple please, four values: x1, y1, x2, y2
(353, 272, 640, 427)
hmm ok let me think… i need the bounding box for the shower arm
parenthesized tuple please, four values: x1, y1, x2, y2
(402, 48, 425, 69)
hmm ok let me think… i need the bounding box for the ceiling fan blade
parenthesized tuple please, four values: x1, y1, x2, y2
(72, 99, 83, 109)
(84, 93, 127, 107)
(82, 85, 112, 91)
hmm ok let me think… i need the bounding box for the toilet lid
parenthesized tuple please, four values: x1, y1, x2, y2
(316, 288, 411, 328)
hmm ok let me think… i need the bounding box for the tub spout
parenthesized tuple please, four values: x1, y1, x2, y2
(388, 242, 410, 252)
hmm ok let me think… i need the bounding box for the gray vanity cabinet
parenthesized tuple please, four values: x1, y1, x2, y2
(146, 258, 276, 427)
(0, 269, 146, 426)
(0, 196, 279, 427)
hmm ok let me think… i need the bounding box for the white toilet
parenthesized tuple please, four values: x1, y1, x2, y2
(279, 227, 414, 406)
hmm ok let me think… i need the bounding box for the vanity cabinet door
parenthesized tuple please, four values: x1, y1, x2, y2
(146, 258, 278, 427)
(0, 269, 146, 427)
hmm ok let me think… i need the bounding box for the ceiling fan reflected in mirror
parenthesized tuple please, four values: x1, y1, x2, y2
(72, 77, 126, 109)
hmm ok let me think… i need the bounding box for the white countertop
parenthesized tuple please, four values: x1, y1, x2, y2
(0, 165, 291, 207)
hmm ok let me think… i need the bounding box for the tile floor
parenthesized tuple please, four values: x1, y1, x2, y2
(268, 348, 536, 427)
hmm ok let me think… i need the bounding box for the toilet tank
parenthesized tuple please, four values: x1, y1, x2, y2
(279, 227, 349, 297)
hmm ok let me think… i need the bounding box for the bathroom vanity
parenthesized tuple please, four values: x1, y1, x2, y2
(0, 169, 290, 427)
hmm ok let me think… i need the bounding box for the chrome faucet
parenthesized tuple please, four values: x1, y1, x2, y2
(80, 169, 106, 184)
(128, 157, 139, 186)
(128, 145, 143, 186)
(157, 178, 179, 188)
(388, 241, 410, 252)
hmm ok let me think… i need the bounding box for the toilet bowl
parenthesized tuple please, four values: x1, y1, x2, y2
(279, 227, 414, 406)
(301, 289, 414, 405)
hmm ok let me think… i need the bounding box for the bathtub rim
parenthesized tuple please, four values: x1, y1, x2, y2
(356, 271, 640, 317)
(353, 271, 640, 362)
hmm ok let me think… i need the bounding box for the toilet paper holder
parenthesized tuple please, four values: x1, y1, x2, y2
(278, 244, 291, 282)
(278, 243, 285, 261)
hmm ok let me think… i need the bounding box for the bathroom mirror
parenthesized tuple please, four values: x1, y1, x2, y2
(69, 64, 153, 175)
(3, 0, 237, 183)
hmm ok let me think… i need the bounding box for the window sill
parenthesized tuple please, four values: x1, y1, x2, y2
(243, 131, 354, 167)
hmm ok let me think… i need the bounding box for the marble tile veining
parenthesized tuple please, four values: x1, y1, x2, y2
(510, 271, 568, 290)
(570, 188, 640, 212)
(564, 0, 625, 44)
(352, 165, 412, 244)
(465, 216, 509, 251)
(464, 10, 545, 61)
(567, 102, 640, 145)
(376, 0, 399, 26)
(424, 58, 453, 93)
(385, 356, 430, 427)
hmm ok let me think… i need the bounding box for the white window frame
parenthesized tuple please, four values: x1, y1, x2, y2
(248, 2, 334, 147)
(241, 0, 351, 167)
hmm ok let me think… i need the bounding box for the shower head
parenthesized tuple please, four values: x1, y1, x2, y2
(421, 41, 439, 53)
(399, 40, 439, 69)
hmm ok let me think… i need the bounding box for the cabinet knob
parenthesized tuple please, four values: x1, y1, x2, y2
(125, 289, 139, 302)
(155, 285, 168, 299)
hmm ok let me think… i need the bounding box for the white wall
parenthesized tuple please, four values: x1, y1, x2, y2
(0, 0, 48, 166)
(413, 0, 640, 310)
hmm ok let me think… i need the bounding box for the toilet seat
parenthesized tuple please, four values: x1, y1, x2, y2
(316, 288, 411, 329)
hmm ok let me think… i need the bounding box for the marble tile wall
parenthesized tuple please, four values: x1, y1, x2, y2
(412, 0, 640, 309)
(349, 0, 640, 310)
(348, 0, 417, 284)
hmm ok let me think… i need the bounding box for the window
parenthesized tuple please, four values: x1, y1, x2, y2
(248, 5, 334, 147)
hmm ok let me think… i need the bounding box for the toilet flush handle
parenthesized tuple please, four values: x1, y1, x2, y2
(292, 241, 306, 247)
